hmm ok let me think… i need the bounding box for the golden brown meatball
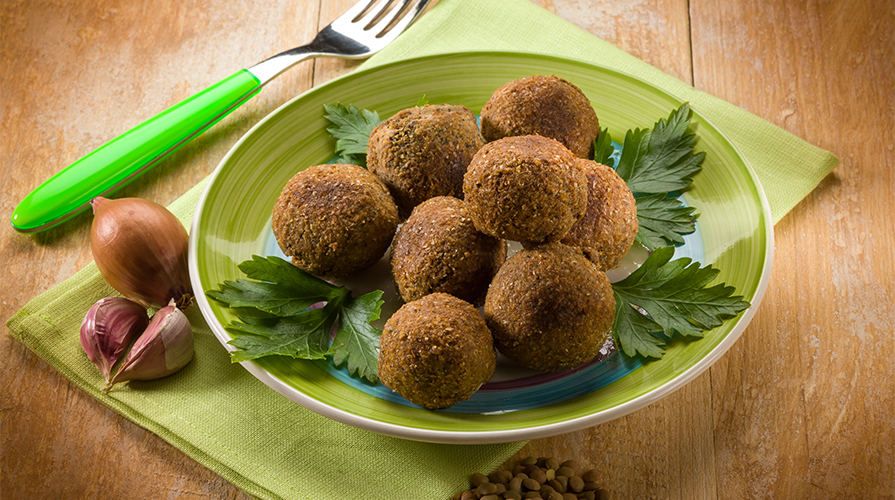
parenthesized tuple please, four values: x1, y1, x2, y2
(378, 293, 496, 409)
(480, 75, 600, 158)
(462, 135, 587, 244)
(562, 159, 638, 271)
(484, 243, 615, 373)
(271, 164, 398, 279)
(390, 196, 506, 305)
(367, 104, 485, 218)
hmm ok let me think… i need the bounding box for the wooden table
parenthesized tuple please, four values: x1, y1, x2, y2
(2, 0, 892, 498)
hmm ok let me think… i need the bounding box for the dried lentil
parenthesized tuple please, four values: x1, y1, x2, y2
(451, 455, 609, 500)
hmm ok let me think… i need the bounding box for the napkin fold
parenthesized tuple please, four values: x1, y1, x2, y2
(7, 0, 838, 499)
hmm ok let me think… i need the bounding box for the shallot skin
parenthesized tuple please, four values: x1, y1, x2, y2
(90, 197, 192, 309)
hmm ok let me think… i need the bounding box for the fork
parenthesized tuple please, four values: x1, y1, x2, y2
(11, 0, 431, 233)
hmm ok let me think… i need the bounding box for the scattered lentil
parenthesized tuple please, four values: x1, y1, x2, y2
(473, 473, 490, 487)
(451, 455, 609, 500)
(522, 478, 541, 491)
(478, 483, 499, 496)
(556, 466, 575, 479)
(548, 478, 565, 493)
(568, 476, 584, 493)
(561, 460, 581, 474)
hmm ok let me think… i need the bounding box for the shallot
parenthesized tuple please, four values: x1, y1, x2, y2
(90, 197, 192, 309)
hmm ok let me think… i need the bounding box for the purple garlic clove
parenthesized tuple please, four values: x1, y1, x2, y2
(81, 297, 150, 383)
(104, 299, 194, 391)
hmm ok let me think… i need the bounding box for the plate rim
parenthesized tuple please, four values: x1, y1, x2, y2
(188, 49, 775, 444)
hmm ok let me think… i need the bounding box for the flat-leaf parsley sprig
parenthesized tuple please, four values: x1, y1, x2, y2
(324, 97, 427, 167)
(323, 103, 382, 166)
(611, 247, 750, 358)
(614, 103, 704, 194)
(597, 104, 703, 250)
(207, 255, 383, 383)
(633, 194, 699, 250)
(596, 104, 749, 358)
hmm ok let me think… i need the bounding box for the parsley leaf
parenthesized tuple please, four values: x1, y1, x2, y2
(330, 291, 384, 382)
(613, 299, 667, 358)
(329, 154, 365, 166)
(227, 303, 338, 362)
(416, 95, 429, 107)
(207, 255, 384, 383)
(634, 194, 698, 250)
(605, 104, 705, 249)
(323, 103, 381, 165)
(615, 103, 704, 194)
(614, 127, 650, 185)
(207, 255, 340, 316)
(593, 127, 616, 167)
(611, 246, 751, 358)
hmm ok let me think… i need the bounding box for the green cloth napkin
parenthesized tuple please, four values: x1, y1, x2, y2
(7, 0, 838, 499)
(7, 181, 520, 500)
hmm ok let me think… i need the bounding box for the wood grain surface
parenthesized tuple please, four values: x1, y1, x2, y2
(1, 0, 892, 499)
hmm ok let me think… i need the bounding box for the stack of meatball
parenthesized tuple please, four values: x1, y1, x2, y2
(271, 75, 638, 410)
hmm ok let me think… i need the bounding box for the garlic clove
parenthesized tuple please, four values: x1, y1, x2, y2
(104, 299, 194, 391)
(80, 297, 150, 383)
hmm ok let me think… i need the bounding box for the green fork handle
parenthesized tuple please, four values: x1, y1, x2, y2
(11, 69, 261, 233)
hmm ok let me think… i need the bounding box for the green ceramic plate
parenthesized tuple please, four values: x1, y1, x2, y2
(189, 51, 773, 444)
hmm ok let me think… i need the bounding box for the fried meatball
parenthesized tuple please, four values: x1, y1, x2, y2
(562, 160, 638, 271)
(480, 75, 600, 158)
(271, 164, 399, 279)
(390, 196, 507, 305)
(367, 104, 486, 218)
(484, 243, 615, 373)
(378, 293, 496, 409)
(463, 135, 587, 244)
